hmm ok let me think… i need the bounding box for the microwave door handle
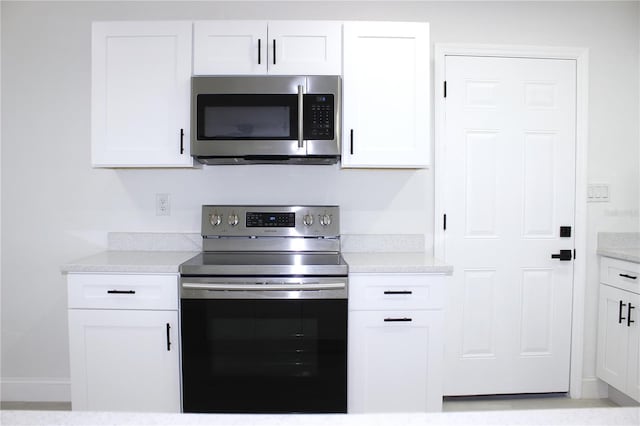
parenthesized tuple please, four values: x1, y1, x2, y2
(298, 84, 304, 149)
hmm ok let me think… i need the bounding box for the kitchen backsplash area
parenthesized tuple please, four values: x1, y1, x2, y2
(106, 232, 426, 253)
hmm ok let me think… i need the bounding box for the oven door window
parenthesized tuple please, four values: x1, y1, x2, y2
(181, 299, 347, 413)
(197, 94, 298, 140)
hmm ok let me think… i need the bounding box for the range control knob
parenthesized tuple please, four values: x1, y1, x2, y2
(228, 213, 239, 227)
(209, 213, 222, 227)
(303, 213, 314, 226)
(320, 214, 332, 227)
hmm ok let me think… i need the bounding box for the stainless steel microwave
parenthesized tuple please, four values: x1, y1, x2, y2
(191, 75, 341, 165)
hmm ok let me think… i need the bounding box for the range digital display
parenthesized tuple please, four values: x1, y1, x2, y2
(246, 212, 295, 228)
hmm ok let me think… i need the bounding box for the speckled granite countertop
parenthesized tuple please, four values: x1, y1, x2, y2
(597, 232, 640, 263)
(61, 233, 452, 275)
(60, 251, 199, 274)
(342, 252, 452, 274)
(597, 247, 640, 263)
(2, 407, 638, 426)
(61, 251, 451, 275)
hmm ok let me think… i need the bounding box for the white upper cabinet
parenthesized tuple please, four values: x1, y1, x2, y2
(342, 22, 430, 168)
(91, 21, 193, 167)
(193, 20, 342, 75)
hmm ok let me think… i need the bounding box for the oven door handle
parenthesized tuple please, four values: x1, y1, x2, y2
(182, 282, 345, 292)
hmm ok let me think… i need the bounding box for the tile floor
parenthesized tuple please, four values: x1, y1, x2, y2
(0, 394, 620, 412)
(442, 393, 619, 412)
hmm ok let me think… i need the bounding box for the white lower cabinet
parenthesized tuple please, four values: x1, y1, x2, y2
(596, 257, 640, 403)
(348, 273, 445, 412)
(67, 273, 180, 412)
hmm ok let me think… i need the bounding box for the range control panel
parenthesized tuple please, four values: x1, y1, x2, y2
(201, 205, 340, 238)
(246, 212, 296, 228)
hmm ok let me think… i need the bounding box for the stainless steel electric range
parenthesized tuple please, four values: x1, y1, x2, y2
(179, 205, 348, 414)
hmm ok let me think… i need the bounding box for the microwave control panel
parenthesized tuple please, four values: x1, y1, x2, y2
(303, 94, 335, 140)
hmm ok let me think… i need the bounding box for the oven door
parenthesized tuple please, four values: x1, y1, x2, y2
(180, 278, 347, 413)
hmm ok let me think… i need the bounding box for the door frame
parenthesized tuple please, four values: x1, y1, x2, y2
(433, 43, 589, 398)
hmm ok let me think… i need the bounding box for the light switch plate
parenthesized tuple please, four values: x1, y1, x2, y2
(587, 184, 610, 202)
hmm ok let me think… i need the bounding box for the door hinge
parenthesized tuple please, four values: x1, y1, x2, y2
(443, 81, 447, 98)
(443, 213, 447, 230)
(574, 249, 576, 260)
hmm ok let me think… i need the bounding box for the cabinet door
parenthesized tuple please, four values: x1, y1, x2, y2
(91, 21, 192, 167)
(267, 21, 342, 75)
(193, 21, 267, 75)
(596, 284, 630, 392)
(193, 21, 341, 75)
(348, 310, 443, 413)
(68, 309, 180, 412)
(342, 22, 429, 168)
(626, 291, 639, 402)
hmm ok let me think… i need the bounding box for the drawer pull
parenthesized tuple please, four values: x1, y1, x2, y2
(619, 273, 637, 280)
(628, 304, 636, 327)
(384, 317, 412, 322)
(619, 300, 627, 324)
(384, 291, 413, 295)
(107, 290, 136, 295)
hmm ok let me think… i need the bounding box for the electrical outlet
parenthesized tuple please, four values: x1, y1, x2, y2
(156, 193, 170, 216)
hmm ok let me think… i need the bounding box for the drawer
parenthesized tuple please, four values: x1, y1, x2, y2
(349, 273, 445, 311)
(68, 273, 178, 310)
(600, 257, 640, 295)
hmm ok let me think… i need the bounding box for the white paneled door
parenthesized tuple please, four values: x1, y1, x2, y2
(442, 56, 576, 395)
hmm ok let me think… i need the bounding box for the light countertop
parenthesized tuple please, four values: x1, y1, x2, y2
(597, 232, 640, 263)
(2, 407, 638, 426)
(342, 252, 452, 274)
(597, 247, 640, 264)
(60, 251, 199, 274)
(62, 251, 452, 275)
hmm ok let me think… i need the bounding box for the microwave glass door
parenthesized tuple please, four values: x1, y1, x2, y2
(197, 94, 298, 140)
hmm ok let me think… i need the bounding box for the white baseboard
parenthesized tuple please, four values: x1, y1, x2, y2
(607, 386, 640, 406)
(580, 376, 609, 399)
(1, 377, 71, 402)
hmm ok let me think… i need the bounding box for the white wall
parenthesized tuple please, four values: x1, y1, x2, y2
(1, 1, 639, 401)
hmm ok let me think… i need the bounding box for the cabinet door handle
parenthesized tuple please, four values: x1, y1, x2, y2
(350, 129, 354, 155)
(180, 128, 184, 154)
(273, 39, 276, 65)
(628, 303, 635, 327)
(107, 290, 135, 294)
(384, 291, 413, 295)
(258, 38, 261, 64)
(166, 323, 171, 351)
(619, 273, 637, 280)
(619, 300, 627, 324)
(384, 317, 412, 322)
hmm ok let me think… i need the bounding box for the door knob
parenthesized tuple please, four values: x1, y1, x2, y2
(551, 250, 572, 261)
